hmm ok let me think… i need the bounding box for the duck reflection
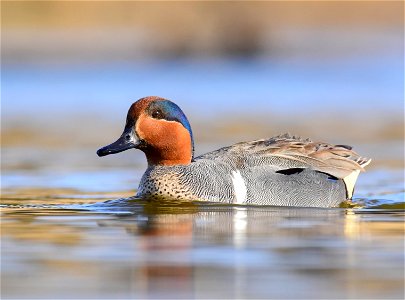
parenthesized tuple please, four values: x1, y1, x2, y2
(113, 201, 350, 298)
(120, 201, 197, 298)
(3, 201, 404, 299)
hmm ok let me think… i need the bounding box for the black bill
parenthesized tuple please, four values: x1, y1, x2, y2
(97, 128, 139, 157)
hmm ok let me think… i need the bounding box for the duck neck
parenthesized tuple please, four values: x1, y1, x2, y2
(144, 142, 193, 166)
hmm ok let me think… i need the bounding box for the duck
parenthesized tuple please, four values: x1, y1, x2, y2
(97, 96, 371, 207)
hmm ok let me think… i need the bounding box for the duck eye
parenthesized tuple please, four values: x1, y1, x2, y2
(152, 110, 163, 119)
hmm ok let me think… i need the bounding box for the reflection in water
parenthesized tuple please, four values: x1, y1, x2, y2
(2, 199, 404, 299)
(129, 212, 195, 299)
(233, 208, 248, 248)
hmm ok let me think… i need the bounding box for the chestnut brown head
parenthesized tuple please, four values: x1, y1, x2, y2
(97, 96, 194, 166)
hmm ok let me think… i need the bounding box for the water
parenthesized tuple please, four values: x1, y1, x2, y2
(1, 206, 404, 299)
(3, 58, 403, 120)
(2, 58, 404, 298)
(2, 166, 404, 299)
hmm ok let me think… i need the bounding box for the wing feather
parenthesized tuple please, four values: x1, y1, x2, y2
(196, 133, 371, 180)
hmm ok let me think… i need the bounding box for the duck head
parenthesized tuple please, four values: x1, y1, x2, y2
(97, 96, 194, 166)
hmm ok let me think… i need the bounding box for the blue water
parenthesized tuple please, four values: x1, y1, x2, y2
(2, 57, 403, 123)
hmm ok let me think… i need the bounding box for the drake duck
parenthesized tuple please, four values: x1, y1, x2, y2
(97, 96, 371, 207)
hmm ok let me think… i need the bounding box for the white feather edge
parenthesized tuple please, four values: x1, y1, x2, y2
(343, 159, 371, 199)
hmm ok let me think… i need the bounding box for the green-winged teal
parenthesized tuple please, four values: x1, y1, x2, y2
(97, 96, 371, 207)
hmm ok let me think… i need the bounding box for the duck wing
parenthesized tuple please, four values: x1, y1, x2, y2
(196, 133, 371, 198)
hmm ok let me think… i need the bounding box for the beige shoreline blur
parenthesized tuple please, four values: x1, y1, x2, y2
(3, 1, 403, 62)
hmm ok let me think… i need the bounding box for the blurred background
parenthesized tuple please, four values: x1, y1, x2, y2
(2, 1, 404, 190)
(2, 3, 404, 299)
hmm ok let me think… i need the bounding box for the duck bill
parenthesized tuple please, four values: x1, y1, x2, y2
(97, 128, 139, 157)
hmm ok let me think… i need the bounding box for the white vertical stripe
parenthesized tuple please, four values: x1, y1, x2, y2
(231, 170, 247, 204)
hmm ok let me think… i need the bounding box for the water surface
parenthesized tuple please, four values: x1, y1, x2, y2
(2, 168, 404, 299)
(2, 58, 404, 299)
